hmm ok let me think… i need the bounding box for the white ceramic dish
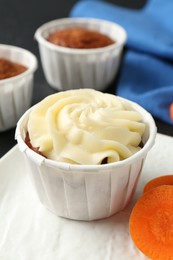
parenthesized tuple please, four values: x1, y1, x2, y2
(35, 17, 127, 91)
(0, 44, 37, 132)
(15, 95, 156, 221)
(0, 134, 173, 260)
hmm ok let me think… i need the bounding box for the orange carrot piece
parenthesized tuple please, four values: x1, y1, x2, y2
(143, 175, 173, 193)
(170, 102, 173, 121)
(129, 185, 173, 260)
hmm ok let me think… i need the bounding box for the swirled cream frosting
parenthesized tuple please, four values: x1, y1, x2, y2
(27, 89, 145, 165)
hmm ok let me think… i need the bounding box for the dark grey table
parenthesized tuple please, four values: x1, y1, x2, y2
(0, 0, 172, 157)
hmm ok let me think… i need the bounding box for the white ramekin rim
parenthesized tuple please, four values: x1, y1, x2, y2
(34, 17, 127, 55)
(0, 44, 38, 85)
(15, 95, 157, 172)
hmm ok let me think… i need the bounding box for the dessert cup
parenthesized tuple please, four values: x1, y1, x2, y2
(15, 96, 156, 221)
(35, 18, 127, 91)
(0, 44, 37, 132)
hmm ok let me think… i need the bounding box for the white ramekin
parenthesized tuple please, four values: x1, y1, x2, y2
(0, 44, 38, 132)
(35, 18, 127, 91)
(15, 96, 156, 221)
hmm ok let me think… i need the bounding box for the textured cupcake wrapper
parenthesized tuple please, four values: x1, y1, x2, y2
(0, 44, 37, 132)
(35, 18, 127, 91)
(38, 43, 123, 91)
(24, 156, 144, 221)
(15, 97, 156, 221)
(0, 76, 33, 131)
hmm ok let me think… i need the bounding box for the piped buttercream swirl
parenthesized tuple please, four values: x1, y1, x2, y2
(27, 89, 145, 165)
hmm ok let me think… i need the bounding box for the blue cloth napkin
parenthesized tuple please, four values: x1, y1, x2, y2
(70, 0, 173, 125)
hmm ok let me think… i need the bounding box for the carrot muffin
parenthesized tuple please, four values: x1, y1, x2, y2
(0, 58, 27, 80)
(16, 88, 156, 221)
(47, 28, 115, 49)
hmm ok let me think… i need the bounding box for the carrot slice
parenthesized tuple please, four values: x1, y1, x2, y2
(129, 185, 173, 260)
(143, 175, 173, 193)
(170, 102, 173, 121)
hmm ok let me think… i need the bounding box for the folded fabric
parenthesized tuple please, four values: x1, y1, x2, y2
(70, 0, 173, 125)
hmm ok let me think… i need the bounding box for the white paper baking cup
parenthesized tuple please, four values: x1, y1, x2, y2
(15, 97, 156, 221)
(0, 44, 38, 132)
(35, 18, 127, 91)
